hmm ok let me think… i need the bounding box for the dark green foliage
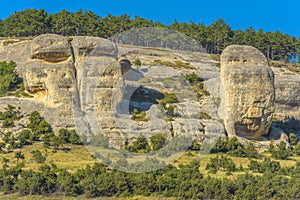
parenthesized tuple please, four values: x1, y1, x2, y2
(26, 111, 51, 141)
(0, 61, 20, 96)
(125, 135, 150, 153)
(2, 132, 17, 149)
(132, 59, 141, 66)
(248, 157, 281, 173)
(0, 105, 22, 121)
(269, 141, 290, 160)
(182, 73, 209, 100)
(14, 151, 25, 163)
(211, 137, 259, 158)
(150, 133, 166, 151)
(0, 10, 299, 62)
(31, 150, 46, 163)
(58, 129, 82, 145)
(17, 130, 31, 147)
(158, 92, 179, 109)
(294, 142, 300, 155)
(130, 109, 148, 122)
(289, 133, 298, 146)
(205, 154, 237, 173)
(0, 155, 299, 199)
(1, 119, 14, 128)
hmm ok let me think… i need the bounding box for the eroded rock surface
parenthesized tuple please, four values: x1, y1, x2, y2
(0, 34, 299, 150)
(220, 45, 275, 139)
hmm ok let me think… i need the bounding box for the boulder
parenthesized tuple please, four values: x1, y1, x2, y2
(220, 45, 275, 139)
(30, 34, 72, 63)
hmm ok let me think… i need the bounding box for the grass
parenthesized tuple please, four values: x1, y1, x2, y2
(174, 150, 300, 179)
(0, 143, 96, 172)
(151, 59, 194, 69)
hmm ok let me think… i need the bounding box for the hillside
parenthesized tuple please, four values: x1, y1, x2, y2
(0, 34, 299, 199)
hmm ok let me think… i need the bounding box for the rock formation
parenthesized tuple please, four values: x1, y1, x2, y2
(0, 34, 298, 150)
(220, 45, 275, 139)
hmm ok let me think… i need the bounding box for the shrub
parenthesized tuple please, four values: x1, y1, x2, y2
(31, 150, 46, 163)
(0, 61, 20, 96)
(289, 133, 298, 146)
(248, 157, 281, 173)
(0, 105, 22, 121)
(133, 59, 142, 66)
(125, 135, 150, 153)
(58, 129, 82, 145)
(131, 109, 149, 122)
(27, 111, 51, 141)
(150, 133, 166, 151)
(2, 119, 14, 128)
(205, 154, 236, 173)
(269, 141, 290, 160)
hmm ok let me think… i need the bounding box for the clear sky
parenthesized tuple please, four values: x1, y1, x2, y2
(0, 0, 299, 36)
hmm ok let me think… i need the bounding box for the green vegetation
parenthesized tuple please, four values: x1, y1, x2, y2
(269, 141, 290, 160)
(137, 77, 150, 83)
(31, 150, 46, 163)
(1, 9, 299, 62)
(130, 108, 149, 122)
(206, 154, 237, 174)
(0, 151, 299, 199)
(132, 58, 142, 66)
(152, 59, 194, 69)
(125, 135, 150, 153)
(211, 137, 260, 158)
(150, 133, 166, 151)
(0, 61, 21, 96)
(182, 73, 210, 100)
(157, 92, 179, 109)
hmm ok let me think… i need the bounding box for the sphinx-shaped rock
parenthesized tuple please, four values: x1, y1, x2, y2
(220, 45, 275, 139)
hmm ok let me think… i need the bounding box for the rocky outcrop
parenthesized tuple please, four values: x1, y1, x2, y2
(274, 75, 300, 120)
(30, 34, 72, 63)
(0, 34, 299, 150)
(220, 45, 275, 139)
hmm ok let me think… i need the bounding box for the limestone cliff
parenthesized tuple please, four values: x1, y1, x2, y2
(220, 45, 275, 139)
(0, 34, 299, 149)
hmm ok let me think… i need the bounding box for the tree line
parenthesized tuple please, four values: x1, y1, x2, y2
(0, 9, 299, 62)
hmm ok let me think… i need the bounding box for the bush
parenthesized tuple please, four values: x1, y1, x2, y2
(294, 141, 300, 155)
(132, 59, 141, 66)
(125, 135, 150, 153)
(0, 105, 22, 121)
(2, 119, 14, 128)
(289, 133, 298, 146)
(248, 157, 281, 173)
(158, 92, 179, 109)
(31, 150, 46, 163)
(150, 133, 166, 151)
(0, 61, 20, 96)
(269, 141, 290, 160)
(205, 154, 236, 173)
(131, 109, 149, 122)
(27, 111, 51, 141)
(58, 129, 82, 145)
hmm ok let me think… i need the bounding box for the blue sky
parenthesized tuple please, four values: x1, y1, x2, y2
(0, 0, 299, 36)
